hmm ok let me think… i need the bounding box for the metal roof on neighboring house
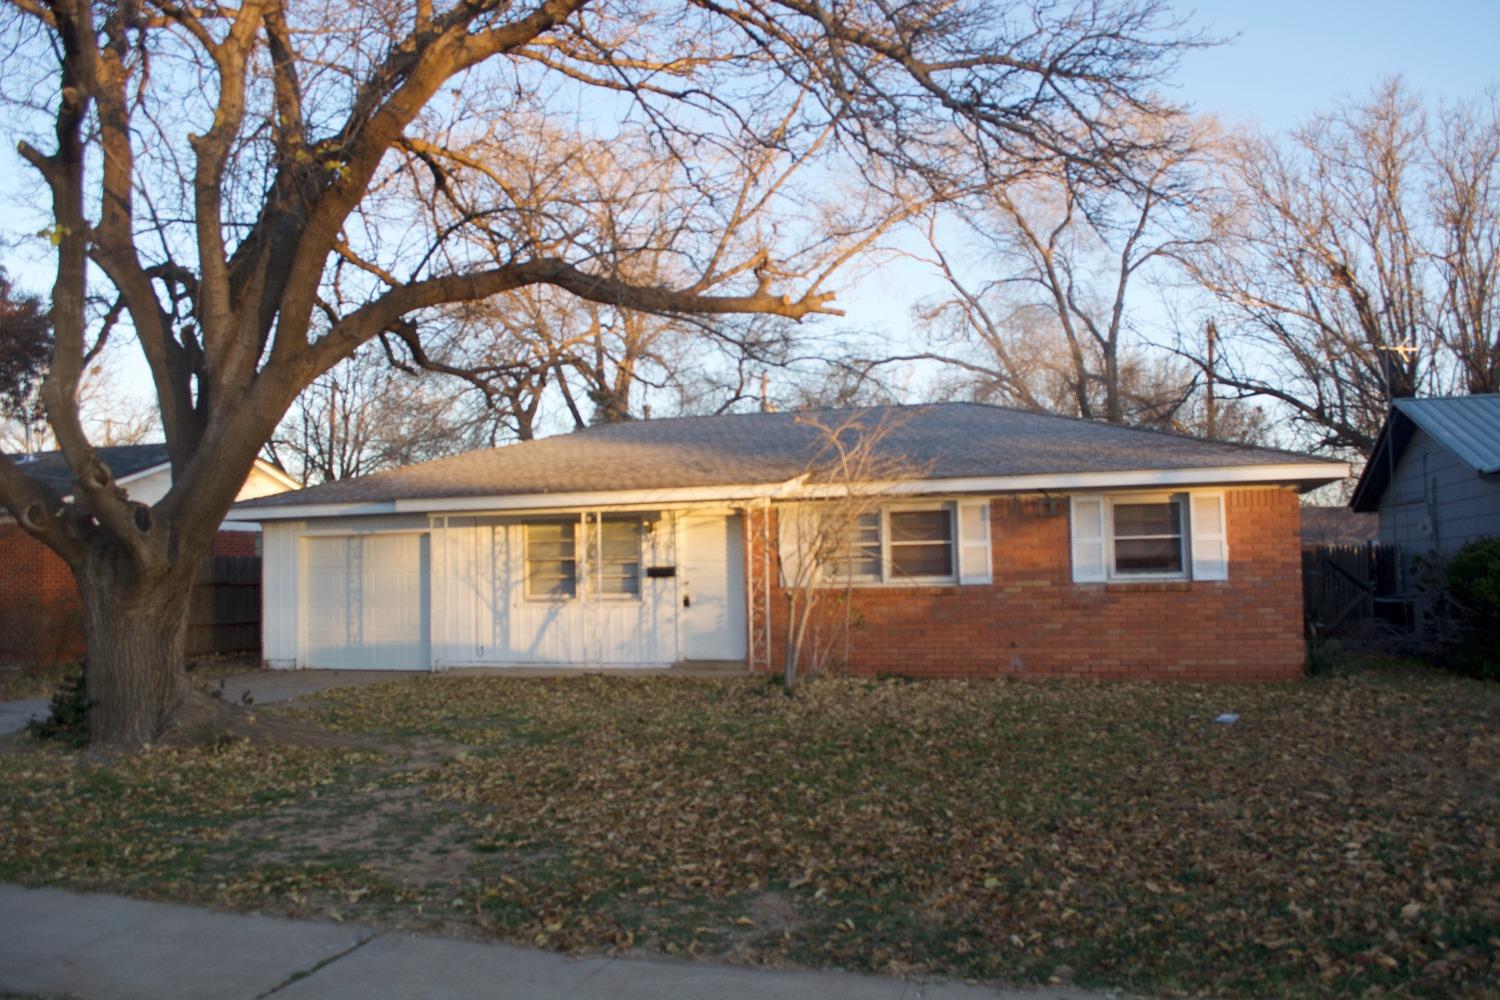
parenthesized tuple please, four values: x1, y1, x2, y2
(4, 444, 171, 498)
(1391, 395, 1500, 475)
(1350, 394, 1500, 511)
(234, 402, 1345, 516)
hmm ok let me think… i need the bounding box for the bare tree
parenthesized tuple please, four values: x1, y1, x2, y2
(0, 0, 1196, 747)
(776, 412, 919, 691)
(1180, 80, 1500, 455)
(909, 114, 1223, 426)
(1430, 88, 1500, 394)
(267, 344, 475, 485)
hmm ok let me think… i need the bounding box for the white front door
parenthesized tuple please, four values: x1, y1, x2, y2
(677, 514, 747, 662)
(305, 533, 430, 670)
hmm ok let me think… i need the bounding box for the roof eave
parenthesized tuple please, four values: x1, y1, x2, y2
(231, 461, 1350, 521)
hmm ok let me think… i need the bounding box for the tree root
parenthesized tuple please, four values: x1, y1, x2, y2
(154, 688, 371, 750)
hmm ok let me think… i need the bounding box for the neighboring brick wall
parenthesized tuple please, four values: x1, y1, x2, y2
(211, 530, 261, 557)
(0, 526, 259, 662)
(755, 487, 1306, 683)
(0, 524, 86, 664)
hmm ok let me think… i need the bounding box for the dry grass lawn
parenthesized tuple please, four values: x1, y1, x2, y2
(1, 663, 1497, 997)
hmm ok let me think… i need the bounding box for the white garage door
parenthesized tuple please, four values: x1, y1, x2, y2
(305, 533, 430, 670)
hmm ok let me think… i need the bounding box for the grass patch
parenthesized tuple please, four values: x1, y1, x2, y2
(2, 669, 1498, 996)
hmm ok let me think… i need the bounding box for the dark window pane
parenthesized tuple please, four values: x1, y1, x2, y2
(891, 542, 953, 577)
(1114, 538, 1183, 574)
(890, 509, 952, 542)
(1113, 502, 1180, 538)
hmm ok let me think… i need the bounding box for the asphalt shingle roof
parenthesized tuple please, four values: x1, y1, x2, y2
(238, 402, 1339, 512)
(5, 444, 170, 498)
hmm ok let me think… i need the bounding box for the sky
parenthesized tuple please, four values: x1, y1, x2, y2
(3, 0, 1499, 428)
(837, 0, 1500, 346)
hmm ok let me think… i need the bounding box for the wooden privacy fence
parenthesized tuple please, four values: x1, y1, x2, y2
(1302, 543, 1403, 636)
(188, 555, 261, 656)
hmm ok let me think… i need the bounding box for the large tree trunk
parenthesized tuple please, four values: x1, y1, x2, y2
(76, 552, 196, 748)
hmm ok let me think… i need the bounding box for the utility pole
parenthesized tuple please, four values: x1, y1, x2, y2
(1374, 340, 1421, 496)
(1375, 341, 1420, 413)
(1204, 318, 1218, 440)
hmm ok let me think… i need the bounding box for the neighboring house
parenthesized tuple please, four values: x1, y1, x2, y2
(0, 444, 298, 662)
(1350, 395, 1500, 582)
(233, 403, 1346, 681)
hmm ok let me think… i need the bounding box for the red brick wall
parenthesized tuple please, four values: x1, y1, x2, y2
(211, 530, 261, 557)
(754, 487, 1305, 682)
(0, 524, 86, 664)
(0, 526, 260, 662)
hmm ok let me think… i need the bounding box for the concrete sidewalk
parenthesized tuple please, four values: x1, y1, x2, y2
(0, 884, 1112, 1000)
(0, 699, 48, 736)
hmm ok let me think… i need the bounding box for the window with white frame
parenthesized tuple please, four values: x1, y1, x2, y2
(823, 504, 956, 584)
(1108, 496, 1187, 576)
(594, 517, 642, 597)
(525, 521, 577, 598)
(888, 507, 955, 579)
(525, 517, 642, 600)
(1071, 492, 1228, 584)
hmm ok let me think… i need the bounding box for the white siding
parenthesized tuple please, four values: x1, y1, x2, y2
(1379, 427, 1500, 561)
(261, 520, 304, 668)
(305, 532, 430, 669)
(436, 512, 685, 668)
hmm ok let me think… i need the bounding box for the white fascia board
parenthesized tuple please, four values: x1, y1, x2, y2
(788, 462, 1350, 499)
(249, 459, 303, 492)
(396, 480, 806, 514)
(229, 500, 401, 521)
(229, 463, 1345, 522)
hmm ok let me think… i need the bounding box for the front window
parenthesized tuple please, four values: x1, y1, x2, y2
(525, 522, 577, 598)
(888, 508, 954, 579)
(832, 512, 882, 581)
(595, 517, 642, 597)
(822, 504, 955, 584)
(1110, 498, 1186, 576)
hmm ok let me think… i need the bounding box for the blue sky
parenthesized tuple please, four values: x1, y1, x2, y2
(836, 0, 1500, 365)
(1175, 0, 1500, 130)
(3, 1, 1498, 423)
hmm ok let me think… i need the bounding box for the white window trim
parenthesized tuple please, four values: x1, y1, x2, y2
(824, 501, 959, 588)
(1102, 492, 1190, 582)
(522, 516, 645, 603)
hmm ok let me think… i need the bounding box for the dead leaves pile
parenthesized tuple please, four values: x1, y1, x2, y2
(3, 669, 1499, 997)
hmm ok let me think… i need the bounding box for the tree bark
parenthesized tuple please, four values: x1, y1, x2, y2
(76, 552, 195, 748)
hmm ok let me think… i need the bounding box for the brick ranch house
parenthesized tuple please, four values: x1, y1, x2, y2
(0, 444, 298, 663)
(231, 403, 1348, 681)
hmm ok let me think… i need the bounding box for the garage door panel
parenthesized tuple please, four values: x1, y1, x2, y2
(305, 534, 429, 670)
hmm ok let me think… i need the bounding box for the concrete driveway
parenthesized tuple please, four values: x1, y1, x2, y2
(208, 668, 421, 706)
